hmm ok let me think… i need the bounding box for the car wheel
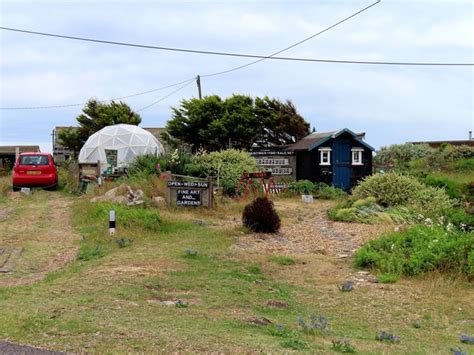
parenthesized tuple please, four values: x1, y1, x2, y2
(46, 184, 57, 191)
(13, 186, 20, 192)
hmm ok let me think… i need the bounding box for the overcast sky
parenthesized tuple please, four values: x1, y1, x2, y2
(0, 0, 473, 152)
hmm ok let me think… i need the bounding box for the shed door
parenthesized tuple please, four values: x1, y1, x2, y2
(332, 140, 350, 191)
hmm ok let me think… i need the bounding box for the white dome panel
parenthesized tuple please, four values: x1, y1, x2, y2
(78, 124, 165, 171)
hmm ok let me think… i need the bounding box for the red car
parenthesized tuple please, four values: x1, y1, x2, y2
(12, 152, 58, 191)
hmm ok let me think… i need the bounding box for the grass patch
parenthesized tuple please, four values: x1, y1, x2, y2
(268, 255, 296, 265)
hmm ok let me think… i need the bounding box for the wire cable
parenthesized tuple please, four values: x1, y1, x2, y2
(1, 19, 472, 67)
(202, 0, 381, 77)
(135, 78, 195, 112)
(0, 77, 195, 110)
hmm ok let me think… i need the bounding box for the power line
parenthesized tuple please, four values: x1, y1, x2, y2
(0, 77, 195, 110)
(136, 79, 195, 112)
(1, 23, 472, 67)
(202, 0, 381, 77)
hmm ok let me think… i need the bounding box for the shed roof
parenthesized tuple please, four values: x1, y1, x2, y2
(0, 145, 41, 154)
(287, 129, 373, 151)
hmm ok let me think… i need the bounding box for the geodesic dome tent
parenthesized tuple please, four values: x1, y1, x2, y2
(78, 124, 165, 172)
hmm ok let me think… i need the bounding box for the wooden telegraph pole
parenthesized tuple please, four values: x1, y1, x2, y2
(196, 75, 202, 99)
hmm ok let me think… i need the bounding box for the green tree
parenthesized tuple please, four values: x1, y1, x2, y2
(164, 95, 310, 151)
(58, 99, 142, 155)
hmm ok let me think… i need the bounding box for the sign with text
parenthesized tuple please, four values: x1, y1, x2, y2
(250, 149, 294, 156)
(167, 181, 209, 188)
(177, 189, 201, 206)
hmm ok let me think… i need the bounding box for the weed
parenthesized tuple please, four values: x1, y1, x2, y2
(268, 255, 296, 266)
(331, 338, 356, 353)
(298, 314, 329, 335)
(115, 238, 133, 248)
(77, 244, 107, 261)
(183, 249, 199, 258)
(376, 331, 400, 343)
(281, 337, 307, 350)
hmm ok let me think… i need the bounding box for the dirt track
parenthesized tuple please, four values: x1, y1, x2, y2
(0, 191, 80, 287)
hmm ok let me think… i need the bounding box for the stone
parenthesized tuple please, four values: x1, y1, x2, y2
(301, 194, 314, 203)
(152, 196, 166, 207)
(20, 187, 31, 195)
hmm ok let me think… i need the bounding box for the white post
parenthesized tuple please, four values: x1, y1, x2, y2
(109, 210, 116, 236)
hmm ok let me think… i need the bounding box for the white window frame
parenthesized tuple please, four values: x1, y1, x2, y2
(319, 147, 331, 166)
(351, 148, 364, 165)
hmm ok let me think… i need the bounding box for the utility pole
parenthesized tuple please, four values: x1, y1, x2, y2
(196, 75, 202, 99)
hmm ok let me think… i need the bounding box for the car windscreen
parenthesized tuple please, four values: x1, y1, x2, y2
(19, 155, 49, 166)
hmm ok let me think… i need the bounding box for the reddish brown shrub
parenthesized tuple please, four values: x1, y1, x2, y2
(242, 197, 281, 233)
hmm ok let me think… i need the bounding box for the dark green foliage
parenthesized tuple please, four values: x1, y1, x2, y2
(115, 238, 133, 248)
(77, 244, 107, 261)
(165, 95, 310, 151)
(448, 209, 474, 231)
(242, 197, 281, 233)
(454, 158, 474, 171)
(288, 180, 346, 199)
(423, 175, 462, 199)
(58, 99, 141, 155)
(355, 225, 474, 279)
(127, 154, 162, 176)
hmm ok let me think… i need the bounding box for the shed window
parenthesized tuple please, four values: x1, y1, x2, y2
(319, 148, 331, 166)
(351, 148, 363, 165)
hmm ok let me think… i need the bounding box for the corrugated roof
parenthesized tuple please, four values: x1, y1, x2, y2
(287, 129, 368, 151)
(0, 146, 41, 154)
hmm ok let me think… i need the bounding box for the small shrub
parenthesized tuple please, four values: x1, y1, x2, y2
(288, 180, 315, 195)
(331, 338, 356, 353)
(127, 154, 162, 176)
(242, 197, 281, 233)
(376, 331, 400, 343)
(297, 314, 329, 335)
(269, 255, 296, 265)
(281, 337, 307, 350)
(353, 172, 454, 217)
(115, 238, 133, 248)
(77, 244, 107, 261)
(314, 183, 347, 200)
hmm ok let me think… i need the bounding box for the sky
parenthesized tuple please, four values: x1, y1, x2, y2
(0, 0, 473, 152)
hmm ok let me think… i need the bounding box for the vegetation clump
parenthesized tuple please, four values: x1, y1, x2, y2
(242, 197, 281, 233)
(288, 180, 346, 199)
(355, 225, 474, 280)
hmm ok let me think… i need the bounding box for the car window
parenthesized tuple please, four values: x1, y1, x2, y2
(20, 155, 49, 166)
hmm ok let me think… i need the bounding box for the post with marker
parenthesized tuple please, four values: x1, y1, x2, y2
(109, 210, 116, 236)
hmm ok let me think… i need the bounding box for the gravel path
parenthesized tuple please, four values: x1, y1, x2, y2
(0, 342, 63, 354)
(234, 200, 392, 256)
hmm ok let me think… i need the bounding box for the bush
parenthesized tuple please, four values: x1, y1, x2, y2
(355, 225, 474, 279)
(423, 175, 462, 200)
(288, 180, 315, 195)
(192, 149, 258, 195)
(57, 163, 79, 193)
(127, 154, 162, 176)
(242, 197, 281, 233)
(353, 173, 454, 216)
(314, 183, 347, 200)
(454, 158, 474, 172)
(374, 143, 434, 170)
(353, 173, 425, 207)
